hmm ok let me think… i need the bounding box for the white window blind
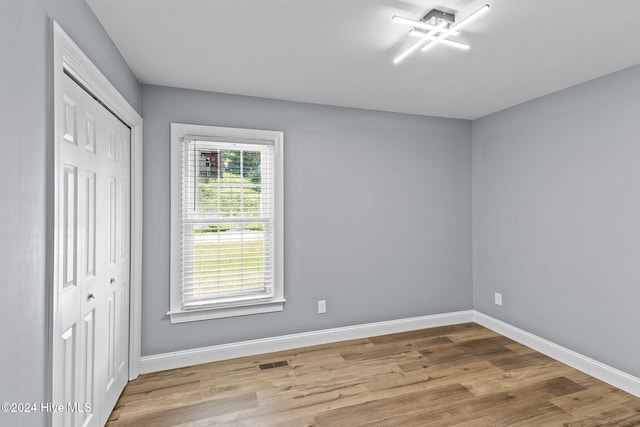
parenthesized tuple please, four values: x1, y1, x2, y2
(181, 139, 274, 308)
(170, 124, 284, 323)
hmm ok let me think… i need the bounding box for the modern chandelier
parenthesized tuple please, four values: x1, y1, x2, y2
(392, 4, 490, 64)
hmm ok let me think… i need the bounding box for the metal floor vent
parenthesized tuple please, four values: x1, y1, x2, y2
(259, 361, 289, 370)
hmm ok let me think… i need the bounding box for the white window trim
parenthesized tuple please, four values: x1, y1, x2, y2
(169, 123, 284, 323)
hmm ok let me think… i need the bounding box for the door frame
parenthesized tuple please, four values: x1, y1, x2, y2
(52, 21, 143, 388)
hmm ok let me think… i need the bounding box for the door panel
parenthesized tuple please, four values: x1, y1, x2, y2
(84, 171, 97, 279)
(80, 309, 96, 427)
(106, 290, 115, 392)
(108, 177, 116, 265)
(101, 116, 130, 421)
(63, 164, 78, 290)
(61, 326, 77, 427)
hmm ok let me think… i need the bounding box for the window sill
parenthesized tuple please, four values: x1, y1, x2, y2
(167, 299, 285, 324)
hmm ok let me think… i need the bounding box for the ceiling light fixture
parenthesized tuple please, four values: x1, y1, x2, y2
(392, 3, 490, 63)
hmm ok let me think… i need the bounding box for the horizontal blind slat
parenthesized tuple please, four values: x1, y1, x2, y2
(183, 283, 271, 294)
(183, 269, 273, 280)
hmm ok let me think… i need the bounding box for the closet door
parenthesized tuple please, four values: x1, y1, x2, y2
(54, 73, 130, 427)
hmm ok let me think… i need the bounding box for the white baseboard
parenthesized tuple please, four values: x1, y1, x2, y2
(139, 309, 640, 399)
(139, 310, 475, 374)
(474, 311, 640, 398)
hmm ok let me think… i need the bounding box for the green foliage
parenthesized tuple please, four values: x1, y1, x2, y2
(197, 172, 259, 213)
(195, 148, 264, 234)
(222, 150, 262, 187)
(194, 223, 264, 234)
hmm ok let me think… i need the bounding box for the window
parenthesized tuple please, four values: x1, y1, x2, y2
(169, 124, 284, 323)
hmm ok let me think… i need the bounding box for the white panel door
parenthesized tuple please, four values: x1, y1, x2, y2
(54, 73, 130, 427)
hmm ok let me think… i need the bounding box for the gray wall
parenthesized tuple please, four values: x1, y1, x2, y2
(0, 1, 139, 426)
(6, 1, 639, 424)
(473, 63, 640, 378)
(141, 85, 473, 356)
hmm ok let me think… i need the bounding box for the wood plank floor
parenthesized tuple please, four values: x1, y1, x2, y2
(107, 323, 640, 426)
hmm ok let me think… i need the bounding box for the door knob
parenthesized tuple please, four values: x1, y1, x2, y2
(110, 278, 116, 284)
(87, 293, 95, 301)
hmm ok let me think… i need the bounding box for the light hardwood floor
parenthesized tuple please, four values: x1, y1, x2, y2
(107, 323, 640, 426)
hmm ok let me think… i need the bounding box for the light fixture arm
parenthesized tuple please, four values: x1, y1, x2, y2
(393, 21, 448, 64)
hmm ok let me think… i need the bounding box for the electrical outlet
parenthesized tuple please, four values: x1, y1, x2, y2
(318, 300, 326, 314)
(494, 292, 503, 306)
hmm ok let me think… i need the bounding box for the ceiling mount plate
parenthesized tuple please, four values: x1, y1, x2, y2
(422, 9, 455, 24)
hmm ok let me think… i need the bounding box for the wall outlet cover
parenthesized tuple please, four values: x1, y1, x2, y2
(318, 300, 326, 314)
(494, 292, 503, 306)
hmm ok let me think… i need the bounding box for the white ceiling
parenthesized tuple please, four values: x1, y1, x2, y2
(87, 0, 640, 119)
